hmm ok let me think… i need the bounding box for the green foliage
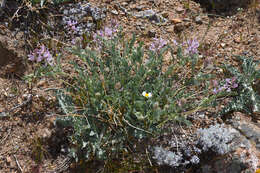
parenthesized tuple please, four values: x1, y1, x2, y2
(219, 56, 260, 116)
(51, 32, 215, 163)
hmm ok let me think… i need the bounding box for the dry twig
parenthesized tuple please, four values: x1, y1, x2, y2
(14, 154, 23, 173)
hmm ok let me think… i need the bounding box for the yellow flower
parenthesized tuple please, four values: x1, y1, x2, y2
(142, 91, 152, 98)
(256, 169, 260, 173)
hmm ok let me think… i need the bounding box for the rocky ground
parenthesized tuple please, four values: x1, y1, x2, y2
(0, 0, 260, 172)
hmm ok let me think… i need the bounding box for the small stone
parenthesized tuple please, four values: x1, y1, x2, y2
(15, 32, 24, 40)
(220, 43, 226, 48)
(37, 79, 47, 87)
(111, 10, 119, 15)
(166, 26, 174, 33)
(183, 18, 191, 22)
(136, 22, 143, 26)
(136, 5, 145, 11)
(129, 4, 137, 9)
(121, 2, 128, 6)
(161, 11, 169, 18)
(234, 37, 241, 43)
(6, 156, 12, 165)
(174, 23, 185, 33)
(176, 7, 184, 13)
(195, 16, 202, 24)
(147, 29, 156, 37)
(170, 18, 182, 24)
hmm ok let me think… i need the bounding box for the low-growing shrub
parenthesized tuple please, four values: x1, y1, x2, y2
(218, 55, 260, 116)
(51, 29, 217, 162)
(196, 124, 239, 155)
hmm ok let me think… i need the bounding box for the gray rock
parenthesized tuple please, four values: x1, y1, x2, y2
(60, 2, 107, 36)
(134, 9, 168, 24)
(111, 10, 119, 15)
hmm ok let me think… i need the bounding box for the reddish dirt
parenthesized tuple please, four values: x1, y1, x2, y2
(0, 0, 260, 172)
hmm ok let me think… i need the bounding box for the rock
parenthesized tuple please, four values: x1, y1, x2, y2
(36, 127, 52, 139)
(134, 9, 156, 18)
(134, 9, 168, 24)
(168, 12, 182, 24)
(230, 112, 260, 151)
(234, 36, 241, 43)
(175, 7, 185, 13)
(197, 123, 259, 173)
(147, 29, 156, 37)
(111, 10, 118, 15)
(152, 122, 260, 172)
(170, 18, 182, 24)
(136, 22, 143, 26)
(121, 2, 128, 6)
(183, 18, 191, 22)
(60, 2, 107, 36)
(166, 26, 174, 33)
(36, 79, 47, 88)
(0, 31, 25, 77)
(135, 5, 145, 11)
(161, 11, 169, 18)
(220, 43, 226, 48)
(174, 23, 186, 33)
(197, 0, 250, 13)
(195, 16, 202, 24)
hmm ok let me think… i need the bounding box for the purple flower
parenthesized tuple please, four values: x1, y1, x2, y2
(28, 44, 54, 66)
(173, 40, 178, 46)
(104, 27, 113, 37)
(37, 45, 45, 55)
(28, 53, 35, 61)
(212, 77, 238, 94)
(149, 37, 167, 52)
(66, 20, 79, 33)
(110, 19, 118, 32)
(185, 38, 199, 55)
(37, 55, 43, 62)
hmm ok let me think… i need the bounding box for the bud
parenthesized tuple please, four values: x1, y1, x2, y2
(153, 102, 159, 109)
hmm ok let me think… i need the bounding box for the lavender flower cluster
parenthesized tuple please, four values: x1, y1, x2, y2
(93, 20, 118, 49)
(66, 20, 79, 34)
(94, 21, 118, 39)
(28, 44, 54, 66)
(173, 38, 199, 56)
(185, 38, 199, 55)
(149, 37, 168, 53)
(213, 77, 238, 94)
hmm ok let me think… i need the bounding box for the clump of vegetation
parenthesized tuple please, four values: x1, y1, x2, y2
(219, 56, 260, 116)
(33, 23, 218, 164)
(25, 19, 260, 170)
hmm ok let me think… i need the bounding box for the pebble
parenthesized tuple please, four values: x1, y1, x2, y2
(170, 18, 182, 24)
(147, 29, 156, 37)
(111, 10, 119, 15)
(183, 18, 191, 22)
(175, 7, 184, 13)
(61, 2, 106, 36)
(174, 23, 185, 33)
(121, 2, 128, 6)
(195, 16, 202, 24)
